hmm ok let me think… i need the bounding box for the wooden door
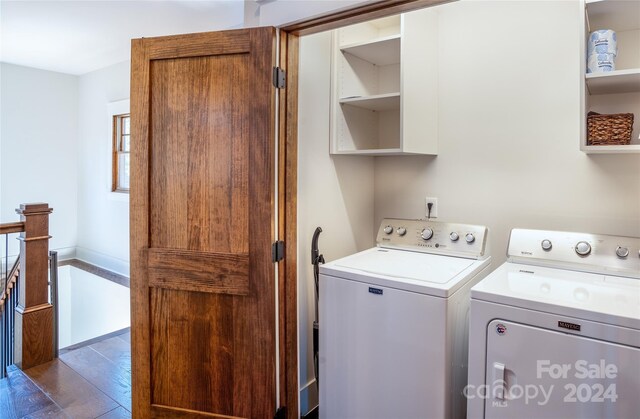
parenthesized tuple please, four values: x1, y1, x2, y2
(130, 28, 282, 418)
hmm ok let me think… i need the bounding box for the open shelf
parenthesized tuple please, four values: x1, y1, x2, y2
(340, 35, 401, 66)
(339, 93, 400, 111)
(586, 0, 640, 32)
(586, 69, 640, 95)
(582, 144, 640, 154)
(581, 1, 640, 154)
(331, 10, 438, 156)
(331, 148, 405, 156)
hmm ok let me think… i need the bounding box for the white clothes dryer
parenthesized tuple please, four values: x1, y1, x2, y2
(319, 219, 490, 419)
(467, 228, 640, 418)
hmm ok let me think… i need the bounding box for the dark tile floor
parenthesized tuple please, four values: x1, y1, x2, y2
(0, 330, 131, 419)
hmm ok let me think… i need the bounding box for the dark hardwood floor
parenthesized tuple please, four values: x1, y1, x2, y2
(0, 330, 131, 419)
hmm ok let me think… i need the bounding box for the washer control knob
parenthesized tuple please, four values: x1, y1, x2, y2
(575, 241, 591, 256)
(421, 228, 434, 240)
(383, 225, 393, 235)
(541, 239, 552, 251)
(397, 227, 407, 236)
(465, 233, 475, 243)
(616, 246, 629, 258)
(450, 232, 459, 242)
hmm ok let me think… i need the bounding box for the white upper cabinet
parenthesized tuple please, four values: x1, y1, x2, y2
(330, 10, 439, 155)
(582, 0, 640, 153)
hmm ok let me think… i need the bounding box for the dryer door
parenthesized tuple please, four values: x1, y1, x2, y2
(483, 320, 640, 418)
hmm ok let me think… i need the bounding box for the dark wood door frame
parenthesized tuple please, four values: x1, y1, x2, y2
(280, 0, 454, 35)
(277, 29, 300, 419)
(278, 1, 453, 418)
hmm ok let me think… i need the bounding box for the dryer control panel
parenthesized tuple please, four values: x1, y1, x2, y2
(508, 229, 640, 278)
(376, 218, 488, 259)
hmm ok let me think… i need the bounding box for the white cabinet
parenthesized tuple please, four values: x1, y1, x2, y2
(581, 0, 640, 153)
(330, 10, 438, 156)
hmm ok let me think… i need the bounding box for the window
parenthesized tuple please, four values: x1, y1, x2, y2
(112, 114, 130, 192)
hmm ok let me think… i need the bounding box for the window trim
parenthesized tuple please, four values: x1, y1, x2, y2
(112, 113, 130, 193)
(108, 99, 130, 195)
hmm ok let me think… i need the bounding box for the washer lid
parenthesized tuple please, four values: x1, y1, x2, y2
(471, 262, 640, 330)
(320, 247, 489, 297)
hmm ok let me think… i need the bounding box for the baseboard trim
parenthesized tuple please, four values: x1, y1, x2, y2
(50, 246, 77, 260)
(59, 258, 130, 288)
(59, 327, 130, 354)
(300, 378, 318, 418)
(74, 246, 130, 277)
(301, 405, 318, 419)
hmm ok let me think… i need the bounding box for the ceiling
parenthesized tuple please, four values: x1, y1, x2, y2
(0, 1, 246, 75)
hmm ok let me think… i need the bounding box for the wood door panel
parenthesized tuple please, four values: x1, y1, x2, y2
(131, 27, 278, 418)
(147, 249, 249, 295)
(146, 30, 251, 61)
(151, 404, 243, 418)
(149, 54, 249, 254)
(150, 288, 274, 416)
(150, 289, 233, 413)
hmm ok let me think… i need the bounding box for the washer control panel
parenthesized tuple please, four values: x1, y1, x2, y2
(508, 228, 640, 278)
(377, 218, 488, 259)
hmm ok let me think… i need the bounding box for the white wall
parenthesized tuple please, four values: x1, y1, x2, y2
(57, 265, 130, 348)
(0, 60, 132, 275)
(297, 31, 375, 414)
(0, 62, 78, 258)
(76, 60, 131, 275)
(374, 0, 640, 268)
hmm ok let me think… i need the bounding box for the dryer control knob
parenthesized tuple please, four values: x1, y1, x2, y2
(421, 228, 434, 240)
(575, 241, 591, 256)
(383, 225, 393, 235)
(450, 232, 459, 242)
(465, 233, 475, 243)
(397, 227, 407, 236)
(541, 239, 552, 251)
(616, 246, 629, 258)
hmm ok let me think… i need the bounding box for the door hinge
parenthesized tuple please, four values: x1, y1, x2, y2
(273, 66, 286, 89)
(272, 241, 285, 263)
(274, 406, 286, 419)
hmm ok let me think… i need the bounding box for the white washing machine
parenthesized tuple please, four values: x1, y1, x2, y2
(319, 218, 490, 419)
(467, 228, 640, 418)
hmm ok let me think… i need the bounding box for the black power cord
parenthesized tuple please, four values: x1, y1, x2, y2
(427, 202, 433, 220)
(311, 227, 324, 389)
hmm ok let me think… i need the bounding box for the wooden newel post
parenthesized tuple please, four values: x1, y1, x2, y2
(14, 202, 54, 370)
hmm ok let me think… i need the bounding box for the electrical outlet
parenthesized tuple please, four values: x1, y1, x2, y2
(425, 197, 438, 219)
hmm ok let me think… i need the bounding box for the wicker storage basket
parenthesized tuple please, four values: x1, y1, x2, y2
(587, 111, 634, 146)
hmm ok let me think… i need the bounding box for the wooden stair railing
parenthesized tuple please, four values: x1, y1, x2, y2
(1, 256, 20, 379)
(0, 257, 20, 312)
(0, 222, 25, 235)
(0, 203, 54, 377)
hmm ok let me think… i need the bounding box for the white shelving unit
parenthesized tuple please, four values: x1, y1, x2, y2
(581, 0, 640, 154)
(330, 10, 439, 156)
(586, 0, 640, 32)
(340, 35, 401, 66)
(578, 144, 640, 154)
(586, 69, 640, 95)
(339, 93, 400, 111)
